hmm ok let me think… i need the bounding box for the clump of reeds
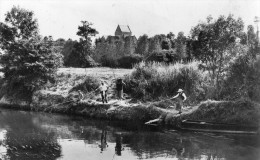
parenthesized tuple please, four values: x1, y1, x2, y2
(69, 76, 99, 93)
(124, 61, 207, 103)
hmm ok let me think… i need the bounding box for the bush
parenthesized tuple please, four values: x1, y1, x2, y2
(117, 54, 143, 68)
(145, 50, 180, 63)
(124, 61, 205, 103)
(100, 54, 119, 68)
(220, 55, 260, 102)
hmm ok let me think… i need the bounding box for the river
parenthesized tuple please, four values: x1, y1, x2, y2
(0, 108, 259, 160)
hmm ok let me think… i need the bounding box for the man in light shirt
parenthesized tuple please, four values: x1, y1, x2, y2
(171, 88, 187, 114)
(97, 81, 109, 103)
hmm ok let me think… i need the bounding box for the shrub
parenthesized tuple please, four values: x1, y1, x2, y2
(117, 54, 143, 68)
(220, 55, 260, 102)
(100, 54, 119, 68)
(145, 50, 180, 63)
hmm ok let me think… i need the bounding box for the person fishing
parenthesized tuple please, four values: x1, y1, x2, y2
(171, 88, 187, 114)
(145, 88, 187, 125)
(96, 81, 109, 104)
(116, 78, 125, 100)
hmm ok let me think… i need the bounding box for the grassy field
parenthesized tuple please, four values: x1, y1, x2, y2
(42, 67, 133, 99)
(58, 67, 133, 80)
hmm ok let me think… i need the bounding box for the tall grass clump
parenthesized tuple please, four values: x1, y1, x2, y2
(124, 61, 207, 103)
(69, 76, 99, 93)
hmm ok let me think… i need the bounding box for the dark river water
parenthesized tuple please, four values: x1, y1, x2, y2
(0, 109, 259, 160)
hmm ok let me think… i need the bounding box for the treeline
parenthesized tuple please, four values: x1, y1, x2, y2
(57, 31, 191, 68)
(0, 6, 259, 102)
(56, 18, 259, 71)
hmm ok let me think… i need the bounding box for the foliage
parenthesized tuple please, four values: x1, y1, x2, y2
(117, 54, 143, 68)
(65, 40, 99, 67)
(0, 6, 62, 101)
(63, 21, 99, 68)
(148, 35, 161, 53)
(61, 39, 77, 66)
(69, 76, 99, 93)
(94, 36, 138, 68)
(136, 34, 149, 55)
(124, 61, 205, 103)
(145, 50, 180, 63)
(220, 54, 260, 102)
(190, 15, 245, 98)
(161, 39, 170, 50)
(176, 32, 187, 59)
(185, 99, 260, 126)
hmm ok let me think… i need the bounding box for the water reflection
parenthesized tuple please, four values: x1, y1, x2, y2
(115, 133, 124, 156)
(99, 129, 108, 153)
(0, 108, 259, 160)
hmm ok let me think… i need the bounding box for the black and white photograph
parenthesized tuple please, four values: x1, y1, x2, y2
(0, 0, 259, 159)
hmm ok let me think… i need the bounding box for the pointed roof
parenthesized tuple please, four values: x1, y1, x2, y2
(118, 25, 131, 33)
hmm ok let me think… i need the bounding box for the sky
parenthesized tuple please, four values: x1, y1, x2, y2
(0, 0, 260, 40)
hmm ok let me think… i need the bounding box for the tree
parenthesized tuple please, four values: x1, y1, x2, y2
(61, 39, 77, 66)
(66, 21, 99, 67)
(176, 32, 187, 59)
(0, 6, 62, 101)
(161, 40, 170, 50)
(167, 32, 175, 48)
(191, 15, 245, 98)
(148, 35, 161, 53)
(76, 21, 98, 56)
(136, 34, 149, 55)
(247, 25, 260, 57)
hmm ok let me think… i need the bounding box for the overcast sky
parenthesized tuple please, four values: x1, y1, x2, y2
(0, 0, 260, 40)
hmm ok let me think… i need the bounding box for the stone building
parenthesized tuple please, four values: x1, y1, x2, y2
(115, 25, 132, 38)
(95, 25, 137, 56)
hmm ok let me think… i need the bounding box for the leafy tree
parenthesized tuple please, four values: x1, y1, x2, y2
(148, 35, 161, 53)
(0, 6, 62, 101)
(66, 21, 98, 67)
(136, 34, 149, 55)
(76, 21, 98, 56)
(191, 15, 244, 98)
(247, 25, 260, 57)
(167, 32, 175, 48)
(176, 32, 187, 59)
(161, 39, 170, 50)
(61, 39, 77, 66)
(167, 32, 175, 40)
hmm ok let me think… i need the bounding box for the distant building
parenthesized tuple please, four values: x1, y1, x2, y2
(95, 24, 137, 55)
(115, 25, 132, 38)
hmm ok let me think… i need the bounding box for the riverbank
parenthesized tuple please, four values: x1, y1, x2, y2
(0, 67, 259, 129)
(1, 96, 259, 129)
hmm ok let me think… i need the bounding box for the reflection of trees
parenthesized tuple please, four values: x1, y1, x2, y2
(0, 109, 258, 160)
(116, 130, 259, 160)
(0, 110, 61, 160)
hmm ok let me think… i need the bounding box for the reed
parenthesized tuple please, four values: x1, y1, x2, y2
(124, 61, 207, 103)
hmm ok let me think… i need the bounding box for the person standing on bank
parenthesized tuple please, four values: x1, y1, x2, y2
(171, 89, 187, 114)
(96, 81, 109, 104)
(78, 90, 84, 102)
(116, 78, 125, 100)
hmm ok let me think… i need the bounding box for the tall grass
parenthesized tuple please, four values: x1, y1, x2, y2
(124, 61, 207, 103)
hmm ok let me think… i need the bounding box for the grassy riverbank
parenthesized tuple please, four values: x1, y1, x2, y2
(0, 65, 259, 128)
